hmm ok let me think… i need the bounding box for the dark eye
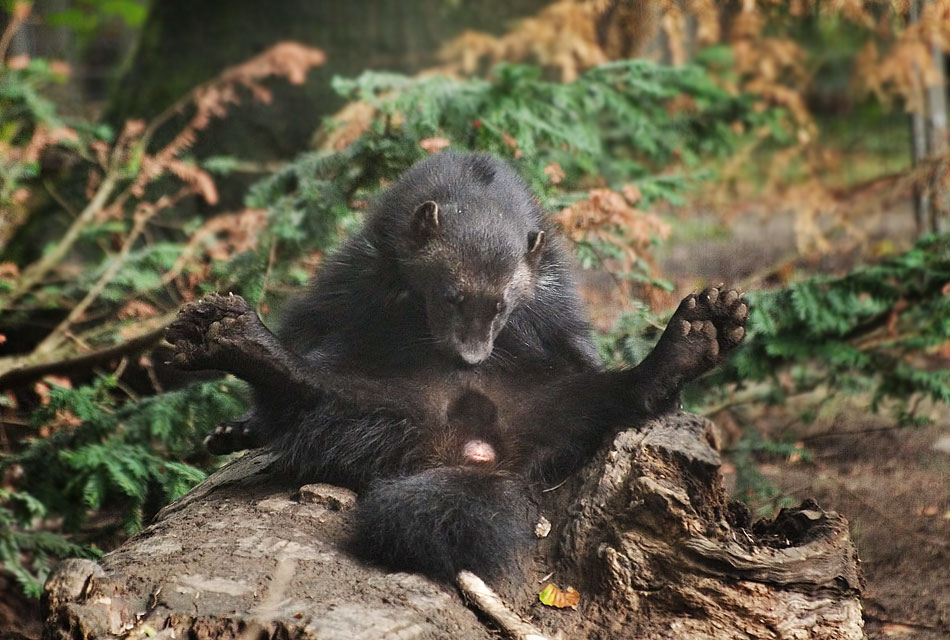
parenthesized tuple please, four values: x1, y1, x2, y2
(444, 290, 464, 306)
(495, 301, 506, 314)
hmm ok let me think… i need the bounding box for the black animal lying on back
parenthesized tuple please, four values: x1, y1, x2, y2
(166, 151, 747, 581)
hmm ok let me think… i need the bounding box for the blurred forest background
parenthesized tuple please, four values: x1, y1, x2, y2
(0, 1, 949, 637)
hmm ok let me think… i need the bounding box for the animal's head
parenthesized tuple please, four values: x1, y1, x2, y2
(404, 197, 546, 365)
(374, 152, 551, 366)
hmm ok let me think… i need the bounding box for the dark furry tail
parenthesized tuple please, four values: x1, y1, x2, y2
(353, 467, 534, 581)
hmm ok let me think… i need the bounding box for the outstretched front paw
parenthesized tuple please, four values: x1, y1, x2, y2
(657, 285, 748, 382)
(165, 293, 258, 371)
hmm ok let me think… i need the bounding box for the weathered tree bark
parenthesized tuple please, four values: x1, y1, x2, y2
(42, 411, 864, 639)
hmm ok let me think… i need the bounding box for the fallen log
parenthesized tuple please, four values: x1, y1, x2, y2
(43, 411, 864, 639)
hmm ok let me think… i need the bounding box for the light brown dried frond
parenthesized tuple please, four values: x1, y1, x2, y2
(220, 42, 326, 87)
(732, 37, 807, 84)
(731, 1, 763, 40)
(118, 119, 147, 146)
(819, 0, 875, 28)
(164, 159, 219, 205)
(557, 187, 671, 273)
(438, 30, 503, 75)
(118, 300, 159, 320)
(855, 19, 948, 113)
(420, 137, 451, 153)
(621, 183, 642, 204)
(163, 208, 269, 284)
(544, 162, 566, 185)
(136, 43, 325, 198)
(919, 0, 950, 52)
(89, 140, 110, 168)
(186, 42, 326, 125)
(49, 409, 82, 432)
(17, 125, 79, 164)
(156, 127, 200, 165)
(315, 101, 377, 151)
(690, 0, 720, 44)
(437, 1, 610, 82)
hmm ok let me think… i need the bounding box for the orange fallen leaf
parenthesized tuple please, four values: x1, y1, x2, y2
(539, 583, 579, 609)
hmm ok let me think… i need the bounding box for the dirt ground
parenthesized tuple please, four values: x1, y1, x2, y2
(768, 416, 950, 639)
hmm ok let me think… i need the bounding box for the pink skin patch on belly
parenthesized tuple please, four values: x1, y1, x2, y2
(462, 439, 497, 464)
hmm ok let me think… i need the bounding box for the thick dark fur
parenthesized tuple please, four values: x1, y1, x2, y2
(170, 151, 747, 583)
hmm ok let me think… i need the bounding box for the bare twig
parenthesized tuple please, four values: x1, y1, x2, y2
(7, 171, 119, 306)
(456, 571, 550, 640)
(30, 190, 186, 358)
(0, 2, 30, 61)
(43, 179, 80, 218)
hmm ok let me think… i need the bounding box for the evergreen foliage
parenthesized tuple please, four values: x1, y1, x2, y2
(701, 234, 950, 423)
(1, 378, 244, 593)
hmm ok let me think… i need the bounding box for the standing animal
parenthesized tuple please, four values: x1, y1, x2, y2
(166, 151, 747, 581)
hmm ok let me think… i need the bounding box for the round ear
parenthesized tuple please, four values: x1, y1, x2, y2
(526, 230, 545, 263)
(410, 201, 440, 243)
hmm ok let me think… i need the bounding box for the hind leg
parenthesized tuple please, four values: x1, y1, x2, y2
(647, 285, 748, 382)
(617, 285, 747, 415)
(527, 286, 749, 458)
(165, 293, 309, 391)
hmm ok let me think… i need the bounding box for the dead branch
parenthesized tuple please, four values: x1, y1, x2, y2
(31, 189, 190, 359)
(0, 323, 170, 391)
(6, 171, 120, 306)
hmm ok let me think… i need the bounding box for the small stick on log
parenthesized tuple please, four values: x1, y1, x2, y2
(457, 570, 550, 640)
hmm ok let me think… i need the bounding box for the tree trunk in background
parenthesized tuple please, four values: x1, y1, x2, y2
(925, 39, 949, 233)
(909, 0, 950, 235)
(105, 0, 552, 205)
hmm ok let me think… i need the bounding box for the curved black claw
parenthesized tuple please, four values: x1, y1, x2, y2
(204, 416, 262, 454)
